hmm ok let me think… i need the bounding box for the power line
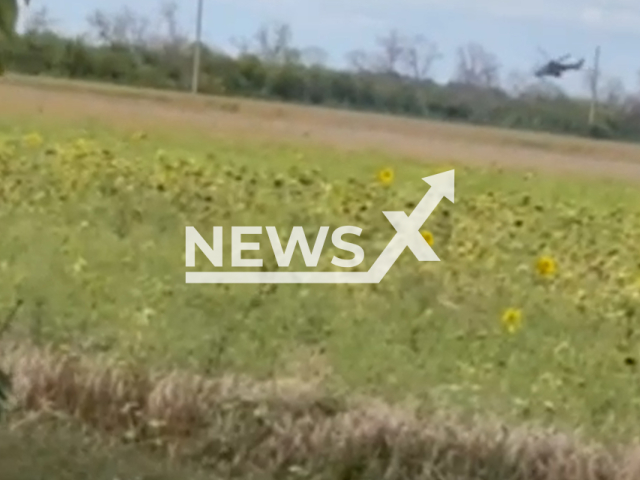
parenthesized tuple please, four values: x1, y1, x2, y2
(191, 0, 204, 94)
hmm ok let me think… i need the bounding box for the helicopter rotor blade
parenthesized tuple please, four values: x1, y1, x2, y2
(537, 47, 549, 60)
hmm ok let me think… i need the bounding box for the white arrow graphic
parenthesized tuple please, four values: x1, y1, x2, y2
(186, 170, 454, 284)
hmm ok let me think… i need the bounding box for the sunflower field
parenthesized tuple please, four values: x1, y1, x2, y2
(1, 122, 640, 444)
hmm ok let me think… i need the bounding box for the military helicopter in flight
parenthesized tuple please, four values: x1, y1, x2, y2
(533, 49, 585, 78)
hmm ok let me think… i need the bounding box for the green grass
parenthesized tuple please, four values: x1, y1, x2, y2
(2, 116, 640, 445)
(0, 417, 211, 480)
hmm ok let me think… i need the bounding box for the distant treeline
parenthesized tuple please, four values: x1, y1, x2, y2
(3, 5, 640, 141)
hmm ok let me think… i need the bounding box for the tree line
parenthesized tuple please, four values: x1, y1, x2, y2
(3, 2, 640, 141)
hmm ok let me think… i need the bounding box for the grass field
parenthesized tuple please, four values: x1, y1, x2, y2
(2, 76, 640, 479)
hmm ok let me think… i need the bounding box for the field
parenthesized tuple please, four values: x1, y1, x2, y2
(3, 75, 640, 479)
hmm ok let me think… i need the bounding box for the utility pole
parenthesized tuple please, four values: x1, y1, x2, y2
(588, 45, 600, 127)
(191, 0, 204, 94)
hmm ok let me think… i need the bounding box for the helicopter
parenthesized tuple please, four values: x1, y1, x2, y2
(533, 49, 585, 78)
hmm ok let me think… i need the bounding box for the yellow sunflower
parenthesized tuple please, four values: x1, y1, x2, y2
(501, 308, 523, 334)
(421, 230, 434, 246)
(377, 168, 394, 185)
(536, 255, 556, 277)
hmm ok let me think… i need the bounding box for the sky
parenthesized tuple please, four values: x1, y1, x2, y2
(16, 0, 640, 97)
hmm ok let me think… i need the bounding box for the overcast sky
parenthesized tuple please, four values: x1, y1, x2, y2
(18, 0, 640, 97)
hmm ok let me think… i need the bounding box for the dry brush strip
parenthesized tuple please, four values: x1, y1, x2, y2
(1, 340, 640, 480)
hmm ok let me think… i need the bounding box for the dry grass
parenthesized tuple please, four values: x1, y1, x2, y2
(2, 341, 640, 480)
(4, 74, 640, 183)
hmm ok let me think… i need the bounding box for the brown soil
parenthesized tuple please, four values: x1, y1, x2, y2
(1, 75, 640, 181)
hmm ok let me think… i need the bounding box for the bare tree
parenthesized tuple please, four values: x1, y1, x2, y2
(346, 49, 374, 72)
(600, 76, 626, 107)
(453, 42, 500, 88)
(86, 10, 113, 44)
(158, 1, 185, 47)
(400, 34, 441, 80)
(86, 7, 150, 46)
(23, 6, 56, 33)
(229, 35, 251, 56)
(299, 46, 328, 67)
(347, 30, 441, 78)
(252, 21, 299, 64)
(504, 69, 531, 97)
(231, 22, 301, 65)
(373, 29, 404, 74)
(621, 71, 640, 114)
(233, 21, 327, 68)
